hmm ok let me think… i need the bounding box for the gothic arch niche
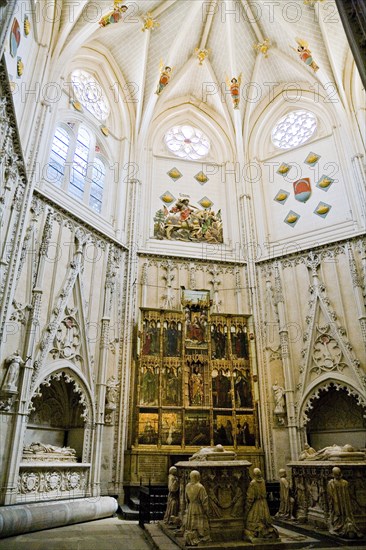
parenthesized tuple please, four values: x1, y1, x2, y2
(304, 384, 366, 449)
(25, 370, 92, 462)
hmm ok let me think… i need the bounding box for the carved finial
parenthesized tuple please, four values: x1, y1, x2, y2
(305, 251, 321, 279)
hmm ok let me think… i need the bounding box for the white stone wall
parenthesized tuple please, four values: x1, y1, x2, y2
(0, 185, 127, 503)
(255, 238, 366, 477)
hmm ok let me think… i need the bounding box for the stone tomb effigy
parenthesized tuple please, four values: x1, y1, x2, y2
(175, 446, 251, 543)
(289, 444, 366, 535)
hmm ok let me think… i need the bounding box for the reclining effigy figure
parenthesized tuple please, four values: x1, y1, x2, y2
(23, 442, 77, 461)
(189, 444, 236, 461)
(299, 443, 365, 462)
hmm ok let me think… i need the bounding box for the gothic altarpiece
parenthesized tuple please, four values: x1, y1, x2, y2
(128, 290, 260, 483)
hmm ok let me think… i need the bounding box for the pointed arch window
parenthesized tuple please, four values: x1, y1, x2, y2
(46, 122, 108, 215)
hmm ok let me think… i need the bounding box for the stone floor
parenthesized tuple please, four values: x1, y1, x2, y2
(1, 518, 366, 550)
(0, 517, 153, 550)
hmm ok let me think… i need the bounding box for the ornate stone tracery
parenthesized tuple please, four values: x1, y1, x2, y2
(311, 326, 347, 375)
(49, 307, 83, 365)
(28, 370, 91, 423)
(296, 246, 366, 420)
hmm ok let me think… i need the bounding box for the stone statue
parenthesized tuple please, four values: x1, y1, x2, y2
(1, 350, 24, 393)
(299, 443, 317, 460)
(244, 468, 279, 541)
(184, 470, 211, 546)
(272, 381, 285, 415)
(275, 469, 294, 520)
(163, 466, 179, 524)
(293, 476, 307, 522)
(327, 467, 362, 539)
(105, 376, 118, 409)
(300, 443, 365, 461)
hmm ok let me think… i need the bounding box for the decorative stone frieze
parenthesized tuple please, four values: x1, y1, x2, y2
(17, 464, 90, 502)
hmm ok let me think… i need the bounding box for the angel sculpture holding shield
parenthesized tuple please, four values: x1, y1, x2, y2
(156, 62, 173, 95)
(292, 38, 319, 72)
(226, 74, 242, 109)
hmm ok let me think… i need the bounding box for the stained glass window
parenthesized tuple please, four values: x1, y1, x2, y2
(69, 126, 90, 199)
(47, 126, 70, 185)
(90, 157, 106, 213)
(47, 123, 107, 215)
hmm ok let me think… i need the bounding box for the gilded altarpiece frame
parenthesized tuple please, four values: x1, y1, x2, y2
(134, 292, 258, 455)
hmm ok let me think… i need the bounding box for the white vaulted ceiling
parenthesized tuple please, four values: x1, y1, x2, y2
(51, 0, 351, 140)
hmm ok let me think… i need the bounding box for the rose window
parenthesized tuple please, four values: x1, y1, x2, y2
(164, 125, 210, 160)
(271, 110, 317, 150)
(71, 69, 110, 121)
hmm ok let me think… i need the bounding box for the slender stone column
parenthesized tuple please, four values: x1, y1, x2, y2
(91, 245, 121, 496)
(273, 263, 299, 460)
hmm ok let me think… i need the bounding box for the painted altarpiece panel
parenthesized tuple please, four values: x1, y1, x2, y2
(233, 366, 253, 409)
(185, 411, 210, 446)
(183, 290, 210, 355)
(162, 361, 182, 406)
(163, 319, 182, 357)
(141, 316, 161, 356)
(214, 412, 234, 446)
(212, 367, 232, 408)
(161, 411, 183, 446)
(187, 357, 209, 407)
(184, 308, 208, 353)
(236, 414, 256, 446)
(230, 321, 249, 359)
(211, 322, 228, 359)
(181, 289, 211, 308)
(139, 360, 160, 406)
(138, 411, 159, 445)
